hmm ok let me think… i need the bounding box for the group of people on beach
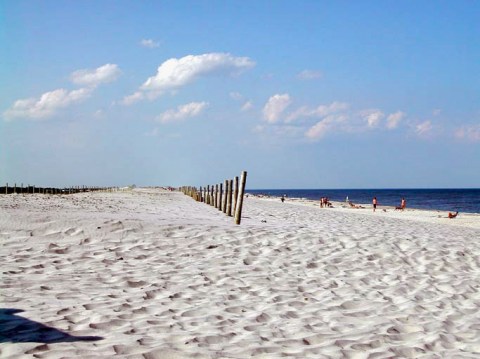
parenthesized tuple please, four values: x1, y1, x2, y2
(319, 197, 332, 208)
(316, 195, 458, 219)
(373, 196, 405, 212)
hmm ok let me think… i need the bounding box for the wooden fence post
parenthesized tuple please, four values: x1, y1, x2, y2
(233, 176, 239, 214)
(218, 183, 223, 211)
(234, 171, 247, 225)
(211, 185, 215, 206)
(215, 184, 219, 209)
(222, 180, 228, 213)
(227, 179, 233, 217)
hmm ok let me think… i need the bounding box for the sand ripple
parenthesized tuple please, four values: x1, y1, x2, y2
(1, 190, 480, 358)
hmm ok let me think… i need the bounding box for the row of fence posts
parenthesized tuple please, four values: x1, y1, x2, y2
(180, 171, 247, 225)
(1, 183, 120, 195)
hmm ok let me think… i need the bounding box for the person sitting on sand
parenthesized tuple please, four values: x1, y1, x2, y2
(448, 211, 459, 219)
(349, 201, 364, 209)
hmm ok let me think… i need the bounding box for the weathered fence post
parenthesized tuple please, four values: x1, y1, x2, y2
(234, 171, 247, 225)
(218, 183, 223, 211)
(215, 184, 219, 209)
(222, 180, 228, 213)
(233, 176, 239, 214)
(227, 179, 233, 217)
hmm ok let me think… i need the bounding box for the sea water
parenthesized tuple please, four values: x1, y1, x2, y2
(246, 188, 480, 214)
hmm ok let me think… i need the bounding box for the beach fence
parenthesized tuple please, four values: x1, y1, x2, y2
(1, 183, 120, 195)
(180, 171, 247, 225)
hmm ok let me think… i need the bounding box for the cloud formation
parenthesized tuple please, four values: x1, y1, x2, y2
(259, 93, 411, 142)
(140, 39, 160, 48)
(241, 101, 253, 111)
(123, 53, 255, 105)
(361, 109, 384, 128)
(4, 63, 119, 120)
(157, 101, 209, 123)
(455, 125, 480, 142)
(416, 120, 433, 136)
(286, 101, 349, 123)
(297, 70, 322, 80)
(4, 88, 92, 120)
(305, 114, 348, 140)
(263, 94, 291, 123)
(386, 111, 405, 129)
(70, 64, 120, 87)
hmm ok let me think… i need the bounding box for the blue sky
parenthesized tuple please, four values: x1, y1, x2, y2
(1, 1, 479, 188)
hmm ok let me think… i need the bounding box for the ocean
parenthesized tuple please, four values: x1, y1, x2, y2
(246, 188, 480, 214)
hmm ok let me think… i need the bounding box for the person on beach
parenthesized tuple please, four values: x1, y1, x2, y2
(281, 195, 285, 203)
(320, 197, 324, 208)
(373, 197, 377, 212)
(448, 211, 458, 218)
(396, 198, 406, 210)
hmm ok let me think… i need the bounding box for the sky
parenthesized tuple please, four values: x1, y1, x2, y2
(1, 1, 479, 189)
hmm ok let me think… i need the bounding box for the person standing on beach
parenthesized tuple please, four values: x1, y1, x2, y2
(373, 197, 377, 212)
(401, 197, 406, 210)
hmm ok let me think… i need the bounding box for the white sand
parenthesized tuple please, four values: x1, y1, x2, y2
(1, 189, 480, 358)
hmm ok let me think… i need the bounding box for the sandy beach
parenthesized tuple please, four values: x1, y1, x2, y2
(2, 188, 480, 358)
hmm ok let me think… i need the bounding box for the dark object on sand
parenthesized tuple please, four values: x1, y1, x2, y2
(448, 211, 459, 219)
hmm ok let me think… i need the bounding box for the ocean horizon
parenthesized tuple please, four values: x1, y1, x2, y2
(246, 188, 480, 214)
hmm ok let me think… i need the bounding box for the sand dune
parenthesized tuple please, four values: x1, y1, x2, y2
(1, 189, 480, 358)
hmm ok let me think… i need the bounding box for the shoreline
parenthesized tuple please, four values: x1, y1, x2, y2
(246, 192, 480, 229)
(246, 188, 480, 215)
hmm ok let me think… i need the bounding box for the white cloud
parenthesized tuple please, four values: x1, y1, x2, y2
(416, 120, 433, 136)
(286, 101, 349, 122)
(360, 109, 384, 127)
(121, 91, 144, 106)
(386, 111, 405, 129)
(241, 101, 253, 111)
(297, 70, 322, 80)
(263, 94, 291, 123)
(142, 53, 254, 92)
(70, 64, 120, 87)
(454, 125, 480, 142)
(305, 114, 348, 140)
(157, 101, 209, 123)
(4, 87, 92, 120)
(140, 39, 160, 48)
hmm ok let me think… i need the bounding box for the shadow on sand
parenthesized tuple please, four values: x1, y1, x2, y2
(0, 308, 103, 343)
